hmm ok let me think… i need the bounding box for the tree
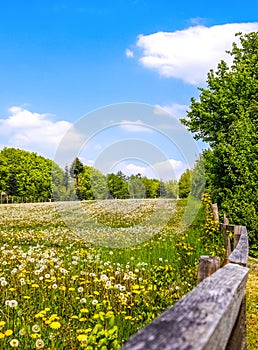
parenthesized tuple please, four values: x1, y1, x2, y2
(107, 172, 129, 199)
(164, 180, 178, 198)
(0, 147, 65, 201)
(70, 157, 84, 186)
(178, 169, 191, 198)
(181, 31, 258, 252)
(128, 174, 146, 198)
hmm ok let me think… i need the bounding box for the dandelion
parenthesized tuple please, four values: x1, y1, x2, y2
(9, 300, 18, 308)
(119, 285, 126, 292)
(78, 286, 84, 293)
(19, 328, 26, 336)
(9, 338, 19, 347)
(32, 324, 41, 333)
(100, 274, 108, 282)
(105, 281, 111, 289)
(77, 334, 87, 341)
(80, 308, 89, 313)
(49, 321, 61, 329)
(0, 332, 5, 339)
(92, 299, 98, 306)
(80, 298, 87, 303)
(35, 338, 45, 349)
(5, 329, 13, 336)
(0, 321, 6, 328)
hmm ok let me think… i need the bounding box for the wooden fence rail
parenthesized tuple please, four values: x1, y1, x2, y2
(121, 225, 249, 350)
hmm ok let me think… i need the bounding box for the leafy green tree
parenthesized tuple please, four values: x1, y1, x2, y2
(128, 174, 146, 198)
(107, 171, 129, 199)
(70, 157, 84, 186)
(164, 180, 178, 198)
(141, 177, 160, 198)
(158, 181, 166, 198)
(181, 31, 258, 252)
(0, 147, 65, 202)
(191, 157, 206, 199)
(178, 169, 191, 198)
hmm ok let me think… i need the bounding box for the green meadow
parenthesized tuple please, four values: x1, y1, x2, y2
(0, 198, 224, 349)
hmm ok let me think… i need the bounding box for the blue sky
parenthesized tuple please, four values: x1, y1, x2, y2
(0, 1, 258, 180)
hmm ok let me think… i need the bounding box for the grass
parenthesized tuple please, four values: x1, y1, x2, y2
(246, 256, 258, 350)
(0, 198, 224, 349)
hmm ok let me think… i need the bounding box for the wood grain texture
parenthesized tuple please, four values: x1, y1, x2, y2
(197, 256, 220, 284)
(229, 226, 249, 266)
(121, 264, 248, 350)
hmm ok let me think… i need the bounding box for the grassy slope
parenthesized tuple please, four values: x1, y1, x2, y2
(246, 257, 258, 349)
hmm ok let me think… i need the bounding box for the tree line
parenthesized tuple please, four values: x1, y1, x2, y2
(182, 31, 258, 255)
(0, 148, 194, 202)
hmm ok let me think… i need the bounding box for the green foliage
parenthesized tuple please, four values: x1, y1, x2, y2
(0, 147, 64, 201)
(178, 169, 191, 198)
(164, 180, 178, 198)
(190, 157, 206, 199)
(0, 147, 181, 203)
(128, 174, 146, 198)
(107, 172, 129, 199)
(181, 31, 258, 253)
(70, 157, 84, 186)
(77, 166, 108, 200)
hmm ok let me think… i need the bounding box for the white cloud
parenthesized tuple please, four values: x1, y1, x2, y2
(0, 106, 74, 159)
(136, 22, 258, 85)
(111, 159, 186, 181)
(125, 48, 134, 58)
(152, 159, 186, 180)
(125, 163, 147, 175)
(154, 103, 189, 119)
(119, 119, 153, 132)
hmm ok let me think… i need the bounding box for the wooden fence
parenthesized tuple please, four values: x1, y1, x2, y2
(121, 218, 249, 349)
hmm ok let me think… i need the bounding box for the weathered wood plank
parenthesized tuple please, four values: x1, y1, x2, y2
(229, 226, 248, 266)
(197, 256, 220, 284)
(121, 264, 248, 350)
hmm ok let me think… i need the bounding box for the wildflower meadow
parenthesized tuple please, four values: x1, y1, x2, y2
(0, 198, 223, 349)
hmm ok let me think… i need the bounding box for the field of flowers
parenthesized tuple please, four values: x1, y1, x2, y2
(0, 198, 217, 349)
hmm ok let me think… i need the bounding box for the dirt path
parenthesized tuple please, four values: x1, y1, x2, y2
(246, 257, 258, 349)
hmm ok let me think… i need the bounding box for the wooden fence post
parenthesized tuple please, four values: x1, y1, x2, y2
(212, 203, 219, 223)
(197, 256, 221, 284)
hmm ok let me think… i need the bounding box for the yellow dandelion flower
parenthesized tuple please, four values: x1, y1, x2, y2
(5, 329, 13, 336)
(79, 317, 86, 322)
(49, 321, 61, 329)
(77, 334, 87, 341)
(0, 332, 5, 339)
(0, 321, 6, 327)
(80, 308, 89, 313)
(30, 333, 40, 339)
(32, 283, 39, 288)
